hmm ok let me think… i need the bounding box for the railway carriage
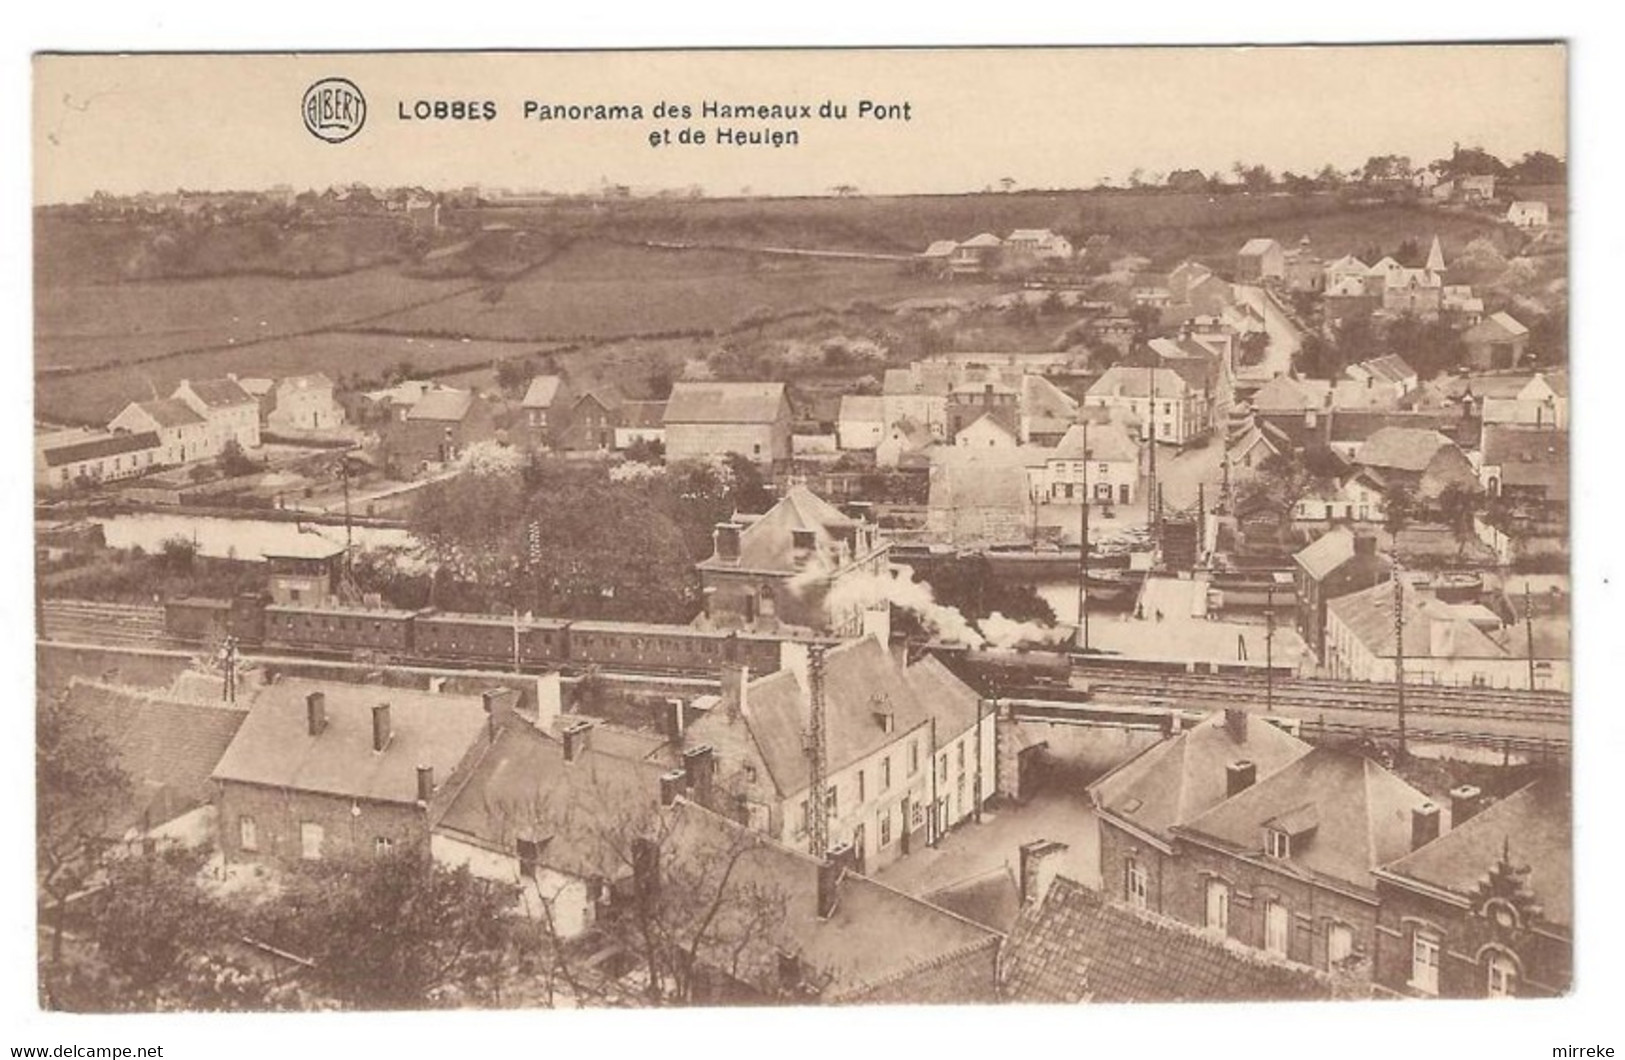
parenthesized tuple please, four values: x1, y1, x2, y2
(263, 603, 419, 654)
(414, 612, 573, 667)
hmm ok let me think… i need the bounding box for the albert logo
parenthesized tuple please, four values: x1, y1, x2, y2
(302, 77, 367, 143)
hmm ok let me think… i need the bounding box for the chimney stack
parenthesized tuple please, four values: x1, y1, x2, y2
(562, 719, 594, 763)
(714, 522, 743, 562)
(1353, 533, 1377, 557)
(816, 853, 844, 919)
(306, 691, 327, 736)
(482, 688, 515, 741)
(683, 745, 717, 806)
(1412, 802, 1442, 850)
(720, 664, 750, 719)
(1018, 839, 1069, 905)
(665, 697, 687, 742)
(1162, 709, 1184, 738)
(1224, 707, 1248, 743)
(1449, 785, 1483, 827)
(659, 769, 687, 808)
(873, 710, 895, 734)
(415, 765, 435, 806)
(372, 703, 392, 752)
(1226, 759, 1257, 797)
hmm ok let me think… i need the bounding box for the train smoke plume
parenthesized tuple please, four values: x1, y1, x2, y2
(823, 568, 986, 647)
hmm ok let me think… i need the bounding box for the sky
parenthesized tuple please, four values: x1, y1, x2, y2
(33, 44, 1567, 203)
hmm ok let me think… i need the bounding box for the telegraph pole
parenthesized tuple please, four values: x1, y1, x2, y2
(1523, 581, 1537, 690)
(1077, 419, 1090, 653)
(1264, 581, 1275, 713)
(1147, 363, 1160, 544)
(806, 644, 830, 860)
(1392, 561, 1408, 758)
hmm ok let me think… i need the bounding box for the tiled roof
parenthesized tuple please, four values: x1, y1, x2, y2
(406, 388, 476, 422)
(1250, 375, 1329, 414)
(432, 721, 667, 879)
(686, 637, 932, 799)
(520, 375, 564, 409)
(700, 484, 861, 574)
(1327, 409, 1461, 445)
(65, 678, 248, 835)
(212, 677, 490, 805)
(1379, 778, 1570, 929)
(42, 431, 160, 468)
(957, 408, 1019, 442)
(1177, 747, 1435, 893)
(1089, 711, 1312, 846)
(1354, 427, 1453, 473)
(1050, 420, 1139, 463)
(1485, 427, 1568, 498)
(1087, 365, 1199, 400)
(664, 381, 787, 424)
(902, 653, 986, 740)
(181, 378, 255, 408)
(1325, 579, 1508, 661)
(1353, 355, 1416, 385)
(1002, 876, 1331, 1003)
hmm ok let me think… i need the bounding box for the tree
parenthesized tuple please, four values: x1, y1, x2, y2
(1360, 154, 1413, 183)
(1127, 303, 1162, 340)
(217, 439, 256, 478)
(1438, 144, 1507, 179)
(1384, 483, 1416, 537)
(495, 356, 537, 397)
(1433, 484, 1482, 559)
(999, 176, 1016, 193)
(1237, 331, 1271, 368)
(93, 848, 226, 1003)
(1507, 150, 1565, 184)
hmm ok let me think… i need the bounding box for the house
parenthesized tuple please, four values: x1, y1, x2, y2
(919, 239, 958, 273)
(1226, 420, 1285, 479)
(1089, 708, 1313, 935)
(949, 232, 1003, 277)
(1168, 744, 1437, 983)
(1005, 228, 1073, 260)
(1290, 472, 1386, 527)
(108, 398, 210, 466)
(875, 417, 934, 469)
(1351, 428, 1477, 500)
(1323, 578, 1543, 688)
(946, 373, 1021, 440)
(697, 485, 889, 634)
(881, 364, 953, 440)
(1462, 312, 1530, 371)
(1292, 528, 1391, 662)
(1380, 267, 1443, 317)
(954, 409, 1020, 450)
(1456, 371, 1566, 429)
(429, 718, 665, 939)
(837, 394, 886, 450)
(1085, 364, 1214, 446)
(682, 636, 995, 872)
(35, 429, 162, 490)
(1372, 779, 1570, 998)
(925, 450, 1044, 545)
(174, 377, 262, 452)
(211, 678, 503, 866)
(1458, 175, 1497, 202)
(555, 388, 624, 452)
(1322, 254, 1370, 291)
(1128, 273, 1172, 308)
(358, 379, 439, 424)
(519, 375, 571, 449)
(1323, 275, 1382, 324)
(266, 374, 344, 433)
(663, 381, 793, 466)
(1363, 257, 1406, 296)
(387, 387, 496, 470)
(614, 400, 667, 451)
(1001, 873, 1333, 1003)
(1086, 315, 1139, 355)
(64, 678, 249, 848)
(1345, 355, 1418, 396)
(1282, 236, 1324, 293)
(1478, 426, 1568, 510)
(1236, 238, 1285, 282)
(1039, 419, 1140, 506)
(1505, 200, 1550, 229)
(1020, 375, 1083, 445)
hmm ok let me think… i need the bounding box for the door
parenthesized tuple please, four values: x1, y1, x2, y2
(899, 796, 911, 856)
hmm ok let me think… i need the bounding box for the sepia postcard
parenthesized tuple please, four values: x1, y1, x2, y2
(24, 41, 1589, 1050)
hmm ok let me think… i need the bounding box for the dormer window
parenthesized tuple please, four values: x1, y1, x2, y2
(1266, 828, 1291, 859)
(791, 529, 815, 555)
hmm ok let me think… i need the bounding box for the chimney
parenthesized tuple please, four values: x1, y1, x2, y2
(306, 691, 327, 736)
(1224, 707, 1248, 743)
(714, 522, 742, 562)
(562, 719, 593, 763)
(683, 745, 717, 805)
(533, 671, 562, 734)
(482, 688, 515, 740)
(1226, 759, 1257, 797)
(1412, 802, 1442, 850)
(720, 664, 750, 719)
(873, 710, 895, 734)
(1353, 533, 1377, 557)
(862, 605, 891, 648)
(1018, 839, 1069, 905)
(1449, 785, 1483, 827)
(415, 765, 434, 806)
(371, 703, 392, 752)
(664, 697, 687, 742)
(816, 853, 845, 919)
(1162, 709, 1183, 738)
(659, 769, 687, 808)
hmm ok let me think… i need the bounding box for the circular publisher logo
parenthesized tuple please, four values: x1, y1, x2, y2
(302, 78, 367, 143)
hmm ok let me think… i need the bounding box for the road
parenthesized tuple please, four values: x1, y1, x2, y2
(1233, 284, 1303, 383)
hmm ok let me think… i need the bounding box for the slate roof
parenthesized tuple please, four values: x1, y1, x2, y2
(277, 372, 333, 392)
(1089, 711, 1313, 847)
(902, 653, 986, 740)
(1050, 420, 1139, 463)
(664, 381, 787, 425)
(212, 677, 490, 805)
(432, 721, 667, 879)
(921, 239, 958, 258)
(181, 378, 256, 408)
(65, 678, 248, 835)
(1327, 410, 1462, 446)
(619, 399, 668, 430)
(957, 408, 1020, 443)
(838, 394, 885, 423)
(960, 232, 1003, 248)
(1239, 238, 1281, 256)
(126, 398, 206, 429)
(686, 637, 932, 799)
(42, 431, 160, 468)
(1293, 527, 1360, 581)
(1354, 427, 1454, 472)
(1325, 580, 1508, 661)
(700, 484, 862, 574)
(1177, 747, 1436, 894)
(1087, 365, 1199, 401)
(405, 388, 476, 422)
(1378, 779, 1571, 929)
(1002, 876, 1331, 1003)
(521, 375, 565, 409)
(1351, 355, 1416, 385)
(1466, 312, 1529, 342)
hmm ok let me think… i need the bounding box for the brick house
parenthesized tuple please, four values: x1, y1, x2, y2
(518, 375, 569, 449)
(697, 485, 889, 634)
(1292, 528, 1391, 662)
(384, 388, 496, 471)
(555, 389, 623, 452)
(663, 382, 792, 466)
(174, 377, 262, 452)
(1371, 779, 1570, 998)
(1168, 744, 1436, 984)
(211, 678, 503, 866)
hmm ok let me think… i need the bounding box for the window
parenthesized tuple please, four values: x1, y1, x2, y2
(797, 799, 810, 836)
(1264, 900, 1290, 957)
(1205, 879, 1230, 935)
(957, 741, 966, 772)
(1486, 951, 1518, 998)
(879, 808, 892, 847)
(939, 755, 949, 784)
(825, 785, 838, 817)
(299, 821, 324, 861)
(1266, 829, 1291, 859)
(1125, 858, 1148, 910)
(1327, 923, 1354, 967)
(881, 756, 892, 791)
(857, 769, 866, 802)
(1411, 931, 1441, 995)
(909, 740, 919, 776)
(238, 816, 258, 852)
(375, 836, 394, 857)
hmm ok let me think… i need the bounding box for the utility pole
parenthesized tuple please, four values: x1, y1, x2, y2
(1264, 581, 1275, 713)
(221, 635, 238, 704)
(337, 453, 359, 604)
(1523, 580, 1537, 690)
(1147, 363, 1160, 545)
(1077, 419, 1090, 653)
(806, 644, 830, 860)
(1392, 560, 1408, 758)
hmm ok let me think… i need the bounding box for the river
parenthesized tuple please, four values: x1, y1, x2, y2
(94, 511, 417, 562)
